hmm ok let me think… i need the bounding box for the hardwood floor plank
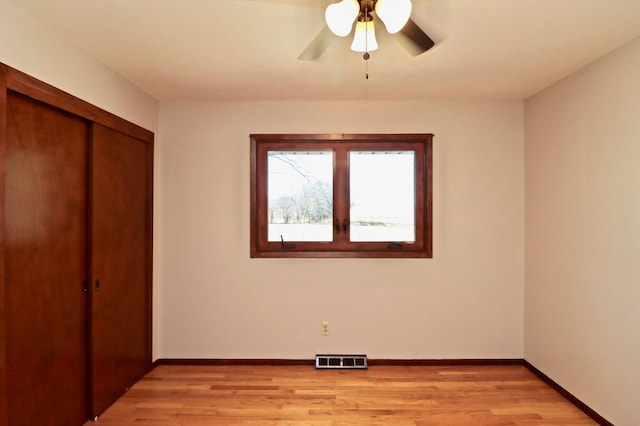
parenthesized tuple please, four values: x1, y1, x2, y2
(89, 364, 597, 425)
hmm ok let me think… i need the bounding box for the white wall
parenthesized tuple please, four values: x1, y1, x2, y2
(0, 0, 158, 132)
(525, 36, 640, 426)
(157, 100, 525, 360)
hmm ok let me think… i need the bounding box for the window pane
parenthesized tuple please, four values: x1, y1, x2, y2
(349, 151, 415, 242)
(267, 151, 333, 242)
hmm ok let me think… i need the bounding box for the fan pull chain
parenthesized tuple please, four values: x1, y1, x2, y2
(365, 56, 369, 80)
(364, 6, 370, 80)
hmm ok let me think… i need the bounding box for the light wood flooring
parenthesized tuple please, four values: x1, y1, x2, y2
(89, 364, 598, 425)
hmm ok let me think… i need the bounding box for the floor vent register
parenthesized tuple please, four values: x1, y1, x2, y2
(315, 354, 368, 369)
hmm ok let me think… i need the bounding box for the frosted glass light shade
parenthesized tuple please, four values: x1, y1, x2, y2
(375, 0, 412, 34)
(325, 0, 359, 37)
(350, 20, 378, 52)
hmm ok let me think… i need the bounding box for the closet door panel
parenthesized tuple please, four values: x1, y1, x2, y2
(4, 92, 89, 425)
(90, 124, 150, 417)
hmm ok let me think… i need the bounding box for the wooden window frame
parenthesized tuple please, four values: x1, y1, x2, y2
(250, 134, 433, 258)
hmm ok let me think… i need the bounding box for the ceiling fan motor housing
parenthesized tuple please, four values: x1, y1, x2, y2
(359, 0, 377, 15)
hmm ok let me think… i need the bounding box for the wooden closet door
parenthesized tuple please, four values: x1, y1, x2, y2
(4, 92, 90, 425)
(89, 124, 151, 417)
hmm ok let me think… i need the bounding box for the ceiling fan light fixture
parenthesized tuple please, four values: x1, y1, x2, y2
(350, 20, 378, 53)
(325, 0, 359, 37)
(375, 0, 413, 34)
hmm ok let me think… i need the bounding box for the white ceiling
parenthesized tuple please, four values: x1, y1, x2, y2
(9, 0, 640, 101)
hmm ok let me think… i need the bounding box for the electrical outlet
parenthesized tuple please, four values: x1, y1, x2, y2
(321, 321, 330, 336)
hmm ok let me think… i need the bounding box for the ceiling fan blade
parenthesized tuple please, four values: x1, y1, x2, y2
(396, 18, 435, 56)
(297, 26, 334, 61)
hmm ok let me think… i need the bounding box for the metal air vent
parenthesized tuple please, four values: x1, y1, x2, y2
(315, 354, 368, 369)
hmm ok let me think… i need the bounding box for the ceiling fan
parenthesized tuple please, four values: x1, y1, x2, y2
(298, 0, 434, 61)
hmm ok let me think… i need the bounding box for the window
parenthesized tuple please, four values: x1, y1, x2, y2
(250, 134, 433, 258)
